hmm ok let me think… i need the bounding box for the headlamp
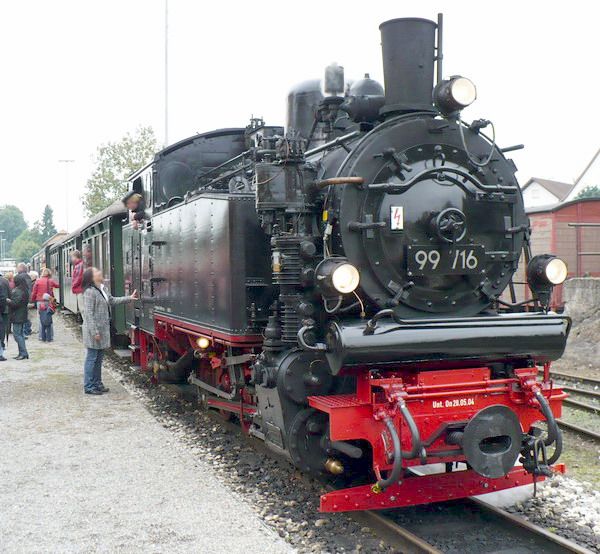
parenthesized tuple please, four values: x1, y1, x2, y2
(526, 255, 568, 307)
(196, 336, 211, 349)
(433, 76, 477, 115)
(527, 255, 568, 287)
(544, 258, 568, 285)
(316, 258, 360, 296)
(331, 263, 360, 294)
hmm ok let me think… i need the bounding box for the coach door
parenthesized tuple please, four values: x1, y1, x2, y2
(139, 227, 155, 334)
(123, 224, 142, 328)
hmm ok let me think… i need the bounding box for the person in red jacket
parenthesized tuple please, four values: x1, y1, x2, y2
(71, 250, 84, 316)
(31, 268, 59, 302)
(31, 268, 59, 342)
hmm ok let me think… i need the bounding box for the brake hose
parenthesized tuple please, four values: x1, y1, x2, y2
(533, 390, 563, 465)
(373, 399, 423, 492)
(398, 399, 422, 459)
(372, 418, 402, 493)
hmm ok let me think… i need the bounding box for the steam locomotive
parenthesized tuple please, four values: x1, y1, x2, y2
(48, 15, 571, 512)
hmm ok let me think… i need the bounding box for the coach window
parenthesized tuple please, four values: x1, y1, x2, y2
(94, 238, 101, 273)
(101, 233, 108, 274)
(83, 242, 93, 269)
(144, 171, 152, 211)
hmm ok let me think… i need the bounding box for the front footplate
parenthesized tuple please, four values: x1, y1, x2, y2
(320, 464, 566, 512)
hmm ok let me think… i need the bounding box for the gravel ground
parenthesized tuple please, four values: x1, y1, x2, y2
(12, 312, 598, 553)
(96, 314, 600, 554)
(508, 310, 600, 550)
(509, 475, 600, 552)
(0, 315, 293, 554)
(549, 311, 600, 488)
(89, 327, 396, 553)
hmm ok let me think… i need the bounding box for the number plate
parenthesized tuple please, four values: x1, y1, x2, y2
(406, 245, 485, 275)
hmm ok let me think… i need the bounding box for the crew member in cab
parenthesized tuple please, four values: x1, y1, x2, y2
(122, 191, 145, 229)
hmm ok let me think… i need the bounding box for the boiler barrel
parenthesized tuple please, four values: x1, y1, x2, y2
(379, 17, 437, 115)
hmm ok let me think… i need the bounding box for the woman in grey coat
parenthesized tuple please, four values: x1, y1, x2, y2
(81, 267, 137, 395)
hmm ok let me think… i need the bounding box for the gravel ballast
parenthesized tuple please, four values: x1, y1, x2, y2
(0, 315, 292, 553)
(3, 312, 598, 553)
(509, 475, 600, 551)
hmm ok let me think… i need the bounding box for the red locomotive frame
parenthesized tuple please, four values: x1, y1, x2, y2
(309, 365, 566, 512)
(132, 315, 566, 513)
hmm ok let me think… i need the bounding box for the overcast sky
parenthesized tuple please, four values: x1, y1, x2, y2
(0, 0, 598, 232)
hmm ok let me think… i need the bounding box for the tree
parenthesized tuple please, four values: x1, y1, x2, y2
(0, 205, 27, 253)
(10, 229, 42, 262)
(82, 126, 158, 216)
(575, 185, 600, 199)
(38, 205, 57, 242)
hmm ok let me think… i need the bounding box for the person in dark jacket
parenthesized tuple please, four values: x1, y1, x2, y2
(8, 273, 30, 360)
(16, 263, 32, 290)
(16, 263, 32, 337)
(0, 272, 9, 361)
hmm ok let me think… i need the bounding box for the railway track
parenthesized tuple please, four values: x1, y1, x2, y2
(536, 370, 600, 442)
(359, 495, 596, 553)
(563, 396, 600, 414)
(370, 466, 596, 553)
(106, 350, 598, 554)
(157, 378, 596, 554)
(544, 369, 600, 389)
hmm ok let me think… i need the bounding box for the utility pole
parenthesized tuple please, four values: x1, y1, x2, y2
(58, 159, 75, 231)
(0, 230, 4, 261)
(164, 0, 169, 147)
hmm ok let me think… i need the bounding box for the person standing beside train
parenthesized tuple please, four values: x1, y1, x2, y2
(7, 274, 30, 360)
(27, 270, 39, 336)
(0, 272, 9, 362)
(71, 250, 85, 316)
(31, 268, 59, 342)
(16, 263, 32, 338)
(5, 270, 15, 290)
(81, 267, 137, 395)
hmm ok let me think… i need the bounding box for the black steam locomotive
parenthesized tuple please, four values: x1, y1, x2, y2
(120, 15, 571, 512)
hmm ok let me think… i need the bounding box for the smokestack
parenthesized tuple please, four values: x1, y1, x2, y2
(379, 17, 438, 116)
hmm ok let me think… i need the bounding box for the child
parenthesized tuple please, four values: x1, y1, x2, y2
(31, 268, 59, 342)
(38, 293, 56, 342)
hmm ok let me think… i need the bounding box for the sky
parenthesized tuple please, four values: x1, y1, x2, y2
(0, 0, 599, 232)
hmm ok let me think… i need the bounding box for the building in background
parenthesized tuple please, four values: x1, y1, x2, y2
(521, 177, 574, 208)
(510, 198, 600, 307)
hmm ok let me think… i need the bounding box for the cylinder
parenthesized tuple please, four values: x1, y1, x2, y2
(379, 17, 437, 115)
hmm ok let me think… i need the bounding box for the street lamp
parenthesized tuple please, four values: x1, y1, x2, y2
(58, 159, 75, 231)
(164, 0, 169, 147)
